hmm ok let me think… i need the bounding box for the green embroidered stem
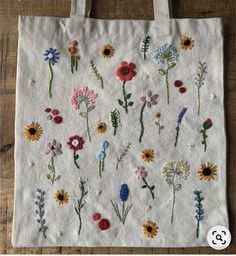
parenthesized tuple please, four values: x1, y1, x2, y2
(47, 156, 60, 185)
(85, 104, 91, 142)
(110, 200, 133, 225)
(122, 81, 128, 113)
(74, 180, 88, 236)
(194, 190, 204, 238)
(142, 178, 155, 200)
(71, 55, 74, 74)
(171, 174, 176, 224)
(90, 60, 104, 89)
(174, 124, 180, 147)
(115, 142, 131, 171)
(38, 194, 47, 239)
(75, 60, 78, 71)
(201, 128, 207, 151)
(197, 87, 200, 116)
(139, 102, 146, 143)
(110, 108, 121, 136)
(48, 60, 53, 99)
(140, 35, 150, 60)
(73, 150, 80, 170)
(99, 160, 105, 178)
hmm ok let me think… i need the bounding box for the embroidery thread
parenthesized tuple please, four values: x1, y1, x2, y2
(67, 40, 80, 74)
(115, 142, 131, 171)
(200, 118, 212, 151)
(67, 135, 85, 170)
(140, 35, 151, 60)
(96, 140, 109, 178)
(23, 122, 43, 141)
(153, 44, 179, 104)
(45, 139, 62, 184)
(139, 91, 159, 143)
(135, 166, 155, 200)
(142, 220, 158, 238)
(174, 107, 187, 147)
(74, 180, 88, 235)
(116, 62, 136, 113)
(43, 48, 59, 98)
(34, 189, 48, 239)
(90, 60, 104, 89)
(197, 162, 217, 181)
(193, 190, 204, 238)
(110, 108, 121, 136)
(194, 62, 207, 115)
(110, 183, 133, 225)
(70, 87, 98, 142)
(154, 112, 164, 135)
(161, 160, 190, 223)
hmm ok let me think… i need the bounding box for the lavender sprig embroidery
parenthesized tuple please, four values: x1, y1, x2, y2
(43, 48, 59, 99)
(96, 141, 109, 178)
(74, 180, 88, 235)
(193, 190, 204, 238)
(174, 107, 187, 147)
(34, 189, 48, 239)
(139, 91, 159, 143)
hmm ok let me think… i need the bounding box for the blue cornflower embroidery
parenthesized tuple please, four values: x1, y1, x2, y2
(43, 48, 60, 98)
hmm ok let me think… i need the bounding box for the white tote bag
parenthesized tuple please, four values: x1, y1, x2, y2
(12, 0, 228, 247)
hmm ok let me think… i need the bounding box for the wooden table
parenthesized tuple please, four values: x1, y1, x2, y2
(0, 0, 235, 254)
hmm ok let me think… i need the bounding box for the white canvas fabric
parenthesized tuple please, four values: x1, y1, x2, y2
(12, 0, 228, 247)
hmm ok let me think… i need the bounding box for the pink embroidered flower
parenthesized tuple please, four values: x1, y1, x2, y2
(116, 61, 137, 81)
(45, 139, 63, 157)
(70, 86, 98, 110)
(67, 135, 84, 151)
(140, 91, 159, 108)
(135, 166, 148, 180)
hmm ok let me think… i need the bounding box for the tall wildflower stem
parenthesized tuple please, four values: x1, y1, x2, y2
(171, 173, 176, 224)
(48, 60, 53, 99)
(122, 81, 128, 113)
(139, 102, 146, 143)
(85, 103, 91, 142)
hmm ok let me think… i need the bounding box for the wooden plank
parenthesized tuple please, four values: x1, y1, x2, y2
(0, 0, 235, 254)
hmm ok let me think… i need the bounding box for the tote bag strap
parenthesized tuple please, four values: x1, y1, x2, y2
(70, 0, 172, 19)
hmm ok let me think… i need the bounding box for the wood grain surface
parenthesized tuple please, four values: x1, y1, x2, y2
(0, 0, 235, 254)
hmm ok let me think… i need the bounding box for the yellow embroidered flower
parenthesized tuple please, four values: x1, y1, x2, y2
(23, 122, 43, 141)
(179, 35, 194, 50)
(142, 220, 158, 238)
(100, 44, 115, 58)
(96, 121, 107, 134)
(141, 149, 154, 163)
(198, 162, 217, 181)
(54, 189, 69, 205)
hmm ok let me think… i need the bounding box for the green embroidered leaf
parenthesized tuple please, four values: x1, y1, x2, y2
(55, 175, 61, 181)
(175, 184, 182, 191)
(110, 108, 121, 135)
(150, 186, 155, 190)
(79, 112, 88, 118)
(140, 35, 151, 60)
(126, 93, 132, 100)
(90, 59, 104, 89)
(115, 142, 131, 171)
(168, 62, 176, 70)
(158, 68, 166, 76)
(47, 174, 51, 180)
(74, 154, 79, 160)
(142, 185, 147, 188)
(118, 99, 123, 106)
(166, 178, 173, 185)
(128, 102, 134, 107)
(88, 105, 95, 112)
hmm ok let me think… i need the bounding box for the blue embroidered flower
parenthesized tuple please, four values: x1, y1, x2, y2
(43, 48, 60, 65)
(100, 140, 109, 150)
(177, 107, 187, 124)
(96, 150, 106, 160)
(119, 183, 129, 202)
(152, 44, 179, 65)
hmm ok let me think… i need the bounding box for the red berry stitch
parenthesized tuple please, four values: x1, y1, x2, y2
(174, 80, 183, 87)
(53, 116, 63, 124)
(44, 108, 51, 113)
(179, 87, 187, 93)
(98, 218, 110, 230)
(92, 212, 101, 221)
(51, 109, 59, 115)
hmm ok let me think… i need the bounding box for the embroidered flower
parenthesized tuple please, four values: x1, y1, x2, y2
(155, 112, 164, 135)
(67, 135, 85, 170)
(153, 44, 178, 104)
(198, 162, 217, 181)
(54, 189, 69, 205)
(174, 107, 188, 147)
(140, 149, 154, 163)
(45, 139, 63, 157)
(161, 160, 190, 223)
(44, 48, 59, 65)
(23, 122, 43, 141)
(67, 40, 80, 73)
(100, 44, 115, 58)
(96, 151, 106, 160)
(70, 87, 97, 142)
(96, 121, 107, 134)
(179, 35, 194, 50)
(135, 166, 155, 199)
(142, 221, 158, 238)
(96, 140, 109, 178)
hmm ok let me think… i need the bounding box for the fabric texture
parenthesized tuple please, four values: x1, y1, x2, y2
(12, 0, 228, 247)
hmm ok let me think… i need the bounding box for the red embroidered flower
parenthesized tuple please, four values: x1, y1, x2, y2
(116, 61, 137, 81)
(98, 218, 110, 230)
(67, 135, 84, 151)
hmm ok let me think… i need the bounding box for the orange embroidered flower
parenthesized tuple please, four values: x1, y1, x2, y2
(70, 40, 78, 47)
(23, 122, 43, 141)
(54, 189, 69, 204)
(141, 149, 154, 163)
(198, 162, 217, 181)
(142, 221, 158, 238)
(67, 47, 76, 55)
(179, 35, 194, 50)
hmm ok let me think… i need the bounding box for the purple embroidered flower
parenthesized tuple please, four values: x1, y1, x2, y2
(135, 166, 148, 180)
(43, 48, 59, 65)
(140, 91, 159, 108)
(177, 107, 187, 124)
(45, 139, 62, 157)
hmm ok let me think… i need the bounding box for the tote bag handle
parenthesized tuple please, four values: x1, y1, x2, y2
(70, 0, 172, 19)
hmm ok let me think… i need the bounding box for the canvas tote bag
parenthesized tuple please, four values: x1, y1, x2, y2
(12, 0, 228, 247)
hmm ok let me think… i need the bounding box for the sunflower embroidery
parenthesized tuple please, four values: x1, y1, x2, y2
(100, 44, 115, 58)
(96, 121, 107, 134)
(23, 122, 43, 141)
(140, 149, 154, 163)
(142, 220, 158, 238)
(54, 189, 69, 205)
(179, 35, 194, 50)
(198, 162, 217, 181)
